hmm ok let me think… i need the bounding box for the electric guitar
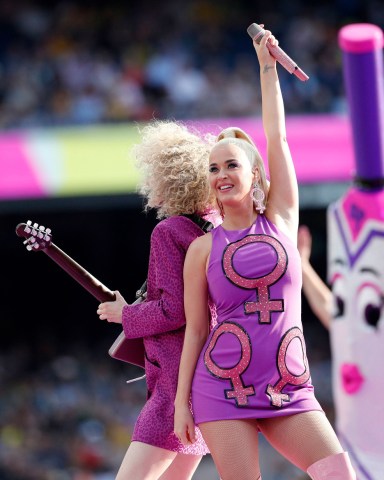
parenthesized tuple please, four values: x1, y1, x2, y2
(15, 220, 145, 369)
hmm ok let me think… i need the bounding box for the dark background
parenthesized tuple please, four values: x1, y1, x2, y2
(1, 198, 329, 361)
(2, 197, 155, 357)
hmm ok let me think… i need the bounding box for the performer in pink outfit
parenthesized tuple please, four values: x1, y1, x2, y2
(97, 120, 217, 480)
(174, 27, 356, 480)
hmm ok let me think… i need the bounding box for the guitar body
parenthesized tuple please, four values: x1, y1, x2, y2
(16, 221, 145, 369)
(109, 331, 144, 365)
(109, 333, 145, 368)
(107, 295, 146, 366)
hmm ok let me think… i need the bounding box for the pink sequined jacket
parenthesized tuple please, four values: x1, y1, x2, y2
(121, 215, 211, 454)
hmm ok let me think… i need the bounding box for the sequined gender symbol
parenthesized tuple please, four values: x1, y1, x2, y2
(222, 234, 288, 323)
(204, 322, 255, 406)
(266, 327, 310, 407)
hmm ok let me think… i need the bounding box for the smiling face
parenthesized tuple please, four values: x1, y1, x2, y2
(209, 142, 257, 209)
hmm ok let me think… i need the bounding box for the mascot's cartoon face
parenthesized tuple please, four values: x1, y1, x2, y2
(328, 187, 384, 462)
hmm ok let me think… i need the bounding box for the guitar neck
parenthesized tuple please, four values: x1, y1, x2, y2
(16, 221, 146, 368)
(43, 243, 115, 303)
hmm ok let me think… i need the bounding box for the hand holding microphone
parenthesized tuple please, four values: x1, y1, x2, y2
(247, 23, 309, 81)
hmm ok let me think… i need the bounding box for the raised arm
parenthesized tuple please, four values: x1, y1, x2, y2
(253, 30, 299, 240)
(298, 225, 332, 330)
(174, 234, 211, 445)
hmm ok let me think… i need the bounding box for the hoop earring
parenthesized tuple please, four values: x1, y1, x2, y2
(251, 182, 265, 214)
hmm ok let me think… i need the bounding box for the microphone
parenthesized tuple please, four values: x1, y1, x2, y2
(247, 23, 309, 82)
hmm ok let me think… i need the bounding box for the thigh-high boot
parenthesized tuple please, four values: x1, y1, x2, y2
(307, 452, 356, 479)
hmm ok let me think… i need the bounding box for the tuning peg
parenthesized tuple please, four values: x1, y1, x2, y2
(23, 237, 35, 251)
(24, 237, 34, 251)
(44, 228, 52, 241)
(23, 237, 35, 245)
(25, 220, 32, 234)
(37, 226, 45, 239)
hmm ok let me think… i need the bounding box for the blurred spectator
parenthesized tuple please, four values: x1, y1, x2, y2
(0, 0, 382, 129)
(0, 341, 145, 479)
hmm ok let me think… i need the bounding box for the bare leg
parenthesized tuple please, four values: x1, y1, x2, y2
(199, 419, 261, 480)
(115, 441, 177, 480)
(159, 453, 202, 480)
(257, 411, 344, 472)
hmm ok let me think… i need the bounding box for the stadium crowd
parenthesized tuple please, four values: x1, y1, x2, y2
(0, 339, 147, 480)
(0, 0, 382, 129)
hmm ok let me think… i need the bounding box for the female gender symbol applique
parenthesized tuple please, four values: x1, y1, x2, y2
(222, 235, 288, 324)
(204, 322, 255, 406)
(266, 327, 310, 407)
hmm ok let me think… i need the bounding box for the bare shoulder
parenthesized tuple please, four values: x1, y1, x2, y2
(186, 232, 212, 262)
(189, 231, 212, 252)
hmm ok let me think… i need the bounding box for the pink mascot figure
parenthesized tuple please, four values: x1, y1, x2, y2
(327, 23, 384, 479)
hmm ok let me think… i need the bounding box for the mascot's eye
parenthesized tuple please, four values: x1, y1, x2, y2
(331, 275, 346, 320)
(356, 286, 383, 331)
(333, 295, 345, 319)
(364, 303, 381, 328)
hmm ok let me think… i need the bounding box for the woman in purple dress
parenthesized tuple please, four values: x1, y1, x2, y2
(174, 29, 356, 480)
(97, 120, 217, 479)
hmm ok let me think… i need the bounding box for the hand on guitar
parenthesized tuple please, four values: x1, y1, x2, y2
(97, 290, 127, 324)
(16, 219, 146, 367)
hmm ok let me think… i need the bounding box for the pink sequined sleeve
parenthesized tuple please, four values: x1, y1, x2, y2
(121, 218, 193, 339)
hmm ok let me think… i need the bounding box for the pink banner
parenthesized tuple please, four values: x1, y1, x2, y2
(0, 115, 355, 200)
(0, 134, 43, 199)
(190, 114, 355, 183)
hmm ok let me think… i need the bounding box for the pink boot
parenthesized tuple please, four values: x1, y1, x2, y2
(307, 452, 356, 479)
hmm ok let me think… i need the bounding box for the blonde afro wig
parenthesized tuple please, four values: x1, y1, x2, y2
(133, 120, 215, 218)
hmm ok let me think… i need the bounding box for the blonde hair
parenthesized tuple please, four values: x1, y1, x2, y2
(133, 120, 215, 218)
(214, 127, 269, 211)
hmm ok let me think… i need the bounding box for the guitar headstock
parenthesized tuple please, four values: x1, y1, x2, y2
(15, 220, 52, 251)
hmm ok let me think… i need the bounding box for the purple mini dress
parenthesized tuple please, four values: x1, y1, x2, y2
(122, 216, 210, 455)
(192, 214, 323, 424)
